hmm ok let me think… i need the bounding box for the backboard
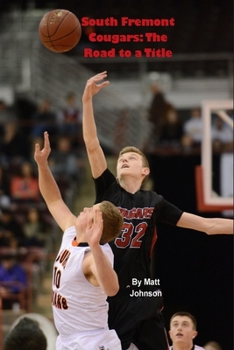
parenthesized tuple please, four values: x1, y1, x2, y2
(195, 99, 233, 212)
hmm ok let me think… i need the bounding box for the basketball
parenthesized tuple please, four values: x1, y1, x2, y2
(38, 9, 82, 53)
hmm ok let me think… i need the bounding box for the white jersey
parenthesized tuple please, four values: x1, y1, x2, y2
(52, 226, 114, 337)
(169, 346, 205, 350)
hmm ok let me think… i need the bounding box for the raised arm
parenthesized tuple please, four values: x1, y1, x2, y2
(83, 208, 119, 296)
(34, 131, 75, 231)
(82, 71, 109, 178)
(177, 212, 233, 235)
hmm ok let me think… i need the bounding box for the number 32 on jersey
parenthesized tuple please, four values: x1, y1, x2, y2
(114, 222, 148, 248)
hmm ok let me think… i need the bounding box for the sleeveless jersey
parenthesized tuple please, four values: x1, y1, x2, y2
(52, 226, 114, 337)
(94, 168, 183, 290)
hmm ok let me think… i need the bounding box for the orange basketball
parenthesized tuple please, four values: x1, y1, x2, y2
(38, 9, 82, 53)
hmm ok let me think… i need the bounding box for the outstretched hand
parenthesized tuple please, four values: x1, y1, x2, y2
(82, 71, 110, 101)
(34, 131, 51, 165)
(85, 208, 103, 247)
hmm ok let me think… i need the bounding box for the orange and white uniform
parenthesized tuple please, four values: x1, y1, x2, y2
(52, 226, 121, 350)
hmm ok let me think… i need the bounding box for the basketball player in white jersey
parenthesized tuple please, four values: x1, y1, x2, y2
(34, 131, 123, 350)
(169, 312, 205, 350)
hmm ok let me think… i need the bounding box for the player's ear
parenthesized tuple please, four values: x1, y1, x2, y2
(192, 330, 198, 339)
(142, 167, 150, 176)
(168, 330, 172, 340)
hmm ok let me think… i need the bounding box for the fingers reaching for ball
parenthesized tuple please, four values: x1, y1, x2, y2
(82, 72, 110, 100)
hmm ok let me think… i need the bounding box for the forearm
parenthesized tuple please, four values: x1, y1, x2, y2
(37, 162, 62, 205)
(205, 218, 233, 235)
(91, 244, 119, 296)
(82, 97, 99, 148)
(177, 212, 234, 235)
(82, 96, 107, 177)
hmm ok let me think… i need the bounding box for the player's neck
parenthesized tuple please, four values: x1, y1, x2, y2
(76, 232, 87, 244)
(171, 343, 195, 350)
(119, 177, 142, 194)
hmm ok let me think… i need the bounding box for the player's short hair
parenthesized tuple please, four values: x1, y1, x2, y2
(170, 311, 197, 330)
(203, 341, 222, 350)
(119, 146, 150, 185)
(3, 317, 47, 350)
(99, 201, 123, 244)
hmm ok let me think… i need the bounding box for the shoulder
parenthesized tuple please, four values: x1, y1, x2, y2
(195, 346, 205, 350)
(101, 243, 114, 263)
(95, 168, 116, 182)
(62, 226, 76, 242)
(94, 168, 118, 201)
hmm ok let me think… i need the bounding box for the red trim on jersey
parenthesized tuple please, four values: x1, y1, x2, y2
(149, 227, 158, 258)
(72, 237, 80, 247)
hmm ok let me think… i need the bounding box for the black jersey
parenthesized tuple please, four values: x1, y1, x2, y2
(94, 168, 183, 291)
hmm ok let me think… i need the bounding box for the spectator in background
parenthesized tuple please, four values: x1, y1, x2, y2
(0, 100, 17, 136)
(158, 105, 183, 148)
(10, 161, 40, 203)
(211, 115, 233, 152)
(0, 208, 25, 248)
(147, 82, 169, 143)
(0, 121, 30, 164)
(182, 107, 203, 150)
(48, 135, 85, 204)
(22, 207, 47, 248)
(56, 92, 82, 144)
(203, 341, 222, 350)
(3, 317, 47, 350)
(146, 82, 179, 152)
(49, 135, 85, 182)
(30, 98, 57, 140)
(0, 165, 11, 209)
(0, 251, 27, 310)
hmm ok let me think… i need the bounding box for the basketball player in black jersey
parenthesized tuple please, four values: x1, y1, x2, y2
(82, 71, 233, 350)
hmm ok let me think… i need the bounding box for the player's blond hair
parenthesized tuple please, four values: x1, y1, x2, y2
(99, 201, 123, 244)
(203, 341, 222, 350)
(118, 146, 150, 185)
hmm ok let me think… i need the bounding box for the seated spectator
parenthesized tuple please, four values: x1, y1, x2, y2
(0, 165, 11, 209)
(0, 100, 17, 137)
(182, 108, 203, 150)
(10, 161, 40, 203)
(0, 251, 27, 310)
(169, 311, 205, 349)
(211, 116, 233, 152)
(0, 121, 30, 164)
(0, 208, 25, 248)
(49, 135, 84, 183)
(30, 98, 57, 139)
(203, 341, 222, 350)
(159, 106, 183, 147)
(3, 316, 47, 350)
(22, 207, 47, 248)
(56, 92, 82, 141)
